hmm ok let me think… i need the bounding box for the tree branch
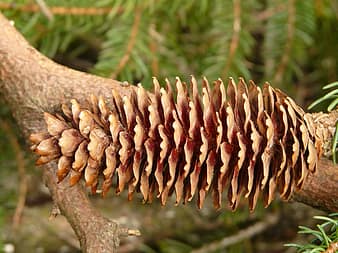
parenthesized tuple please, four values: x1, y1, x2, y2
(0, 10, 337, 252)
(292, 157, 338, 212)
(0, 12, 138, 253)
(191, 213, 279, 253)
(0, 3, 117, 16)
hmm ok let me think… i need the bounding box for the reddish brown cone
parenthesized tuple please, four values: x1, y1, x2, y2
(30, 77, 321, 210)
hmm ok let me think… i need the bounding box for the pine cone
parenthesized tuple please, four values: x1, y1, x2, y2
(30, 77, 321, 211)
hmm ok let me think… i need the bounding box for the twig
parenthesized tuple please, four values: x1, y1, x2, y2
(273, 0, 296, 84)
(0, 120, 27, 231)
(0, 3, 120, 16)
(49, 202, 61, 220)
(111, 6, 142, 79)
(149, 23, 159, 76)
(323, 242, 338, 253)
(34, 0, 54, 21)
(255, 4, 286, 21)
(222, 0, 241, 78)
(191, 214, 279, 253)
(117, 227, 141, 237)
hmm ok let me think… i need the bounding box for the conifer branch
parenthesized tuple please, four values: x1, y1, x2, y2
(191, 214, 279, 253)
(149, 23, 159, 76)
(34, 0, 54, 21)
(0, 2, 118, 16)
(256, 4, 286, 21)
(222, 0, 241, 78)
(273, 0, 295, 84)
(111, 6, 143, 79)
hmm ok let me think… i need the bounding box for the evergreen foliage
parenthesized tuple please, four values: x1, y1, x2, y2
(1, 0, 337, 93)
(285, 213, 338, 253)
(263, 0, 316, 87)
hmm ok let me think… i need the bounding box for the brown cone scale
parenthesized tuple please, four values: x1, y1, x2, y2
(30, 77, 321, 210)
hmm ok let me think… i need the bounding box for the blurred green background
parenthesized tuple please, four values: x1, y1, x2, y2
(0, 0, 337, 252)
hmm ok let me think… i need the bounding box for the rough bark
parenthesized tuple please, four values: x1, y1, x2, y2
(0, 11, 337, 252)
(292, 157, 338, 212)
